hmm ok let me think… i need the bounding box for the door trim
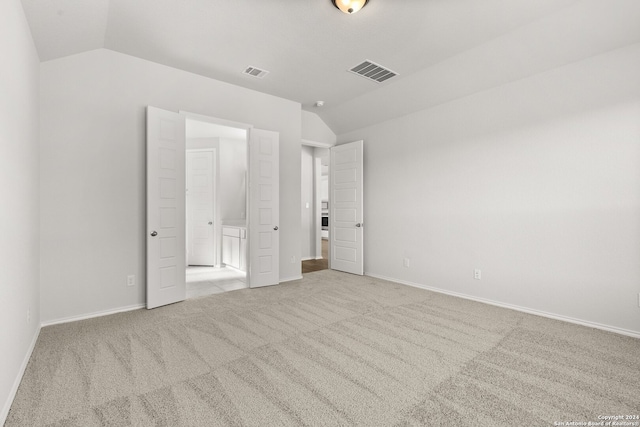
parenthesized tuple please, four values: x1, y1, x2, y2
(180, 110, 252, 131)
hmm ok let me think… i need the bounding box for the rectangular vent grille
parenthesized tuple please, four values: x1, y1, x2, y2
(243, 66, 269, 79)
(349, 60, 397, 83)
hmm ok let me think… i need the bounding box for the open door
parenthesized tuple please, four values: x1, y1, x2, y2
(248, 129, 280, 288)
(330, 140, 364, 275)
(186, 149, 216, 267)
(146, 106, 186, 309)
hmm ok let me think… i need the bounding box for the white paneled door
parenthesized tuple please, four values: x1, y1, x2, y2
(330, 140, 364, 275)
(146, 106, 186, 309)
(248, 129, 280, 288)
(186, 150, 215, 266)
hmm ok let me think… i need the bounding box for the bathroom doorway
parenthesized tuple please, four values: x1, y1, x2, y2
(184, 117, 248, 299)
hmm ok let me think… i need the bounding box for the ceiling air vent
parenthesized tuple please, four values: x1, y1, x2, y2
(348, 60, 398, 83)
(243, 66, 269, 79)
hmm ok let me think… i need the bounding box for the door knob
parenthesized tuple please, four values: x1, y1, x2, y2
(208, 221, 213, 225)
(150, 231, 158, 237)
(355, 223, 362, 228)
(273, 226, 279, 231)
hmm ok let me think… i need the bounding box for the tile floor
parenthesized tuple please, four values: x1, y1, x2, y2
(186, 266, 247, 299)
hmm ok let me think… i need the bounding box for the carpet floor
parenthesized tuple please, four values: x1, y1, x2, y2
(6, 270, 640, 426)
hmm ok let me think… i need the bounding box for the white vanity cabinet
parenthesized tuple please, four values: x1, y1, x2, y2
(222, 225, 246, 271)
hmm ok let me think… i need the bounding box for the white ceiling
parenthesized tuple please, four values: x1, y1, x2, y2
(20, 0, 640, 134)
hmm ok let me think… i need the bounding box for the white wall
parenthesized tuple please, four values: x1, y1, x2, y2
(40, 48, 302, 323)
(338, 43, 640, 336)
(302, 110, 336, 145)
(301, 145, 315, 260)
(0, 0, 41, 422)
(219, 138, 247, 221)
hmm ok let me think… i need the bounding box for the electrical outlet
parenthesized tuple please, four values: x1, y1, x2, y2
(403, 258, 411, 268)
(474, 269, 481, 280)
(127, 275, 135, 287)
(290, 256, 296, 264)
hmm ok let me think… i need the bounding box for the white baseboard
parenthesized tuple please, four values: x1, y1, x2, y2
(301, 257, 314, 261)
(280, 275, 303, 283)
(366, 272, 640, 340)
(41, 304, 145, 328)
(1, 325, 40, 425)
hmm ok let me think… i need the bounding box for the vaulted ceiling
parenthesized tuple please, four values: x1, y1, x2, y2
(20, 0, 640, 134)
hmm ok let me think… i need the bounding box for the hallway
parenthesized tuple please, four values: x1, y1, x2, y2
(302, 239, 328, 274)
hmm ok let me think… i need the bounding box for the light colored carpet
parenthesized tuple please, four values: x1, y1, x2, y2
(6, 270, 640, 426)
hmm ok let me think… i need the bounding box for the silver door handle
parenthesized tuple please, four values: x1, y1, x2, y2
(355, 223, 362, 228)
(274, 226, 279, 231)
(208, 221, 213, 225)
(150, 231, 158, 237)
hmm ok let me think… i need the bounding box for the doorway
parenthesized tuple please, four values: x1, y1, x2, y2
(184, 117, 248, 299)
(300, 140, 364, 276)
(147, 106, 282, 309)
(301, 144, 330, 274)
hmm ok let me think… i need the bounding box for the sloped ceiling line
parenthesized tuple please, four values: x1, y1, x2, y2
(21, 0, 640, 134)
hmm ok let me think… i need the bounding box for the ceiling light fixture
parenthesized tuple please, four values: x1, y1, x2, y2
(332, 0, 369, 14)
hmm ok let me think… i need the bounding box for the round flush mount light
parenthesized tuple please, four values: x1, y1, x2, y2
(332, 0, 369, 14)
